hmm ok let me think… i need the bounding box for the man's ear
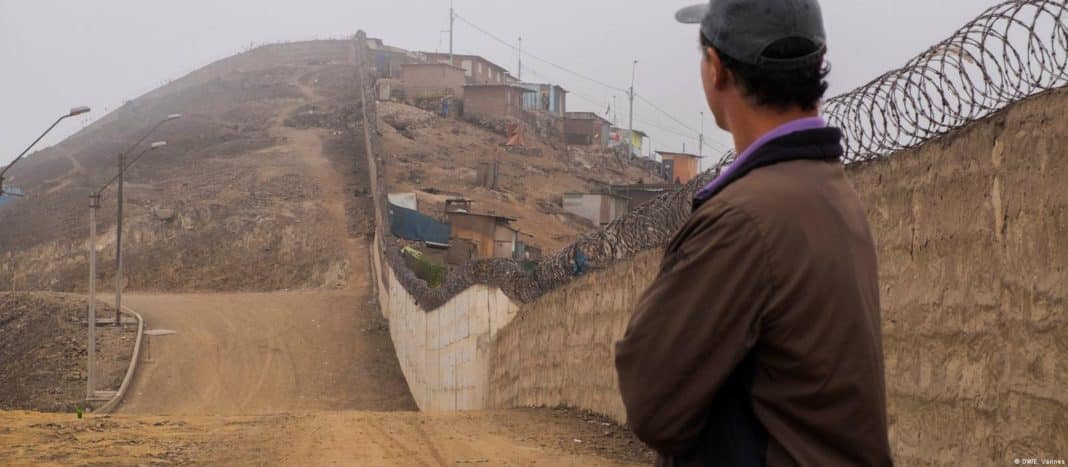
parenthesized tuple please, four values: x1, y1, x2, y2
(706, 48, 729, 90)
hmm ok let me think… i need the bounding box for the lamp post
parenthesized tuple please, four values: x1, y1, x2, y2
(113, 114, 180, 326)
(86, 139, 168, 401)
(1, 106, 90, 195)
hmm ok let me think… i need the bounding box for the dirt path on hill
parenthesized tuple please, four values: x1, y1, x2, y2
(116, 289, 414, 415)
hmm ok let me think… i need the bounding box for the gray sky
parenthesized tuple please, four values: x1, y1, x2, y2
(1, 0, 988, 169)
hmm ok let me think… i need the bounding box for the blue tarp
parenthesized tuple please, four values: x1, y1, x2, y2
(388, 202, 451, 246)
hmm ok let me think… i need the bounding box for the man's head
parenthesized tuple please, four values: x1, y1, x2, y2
(677, 0, 830, 131)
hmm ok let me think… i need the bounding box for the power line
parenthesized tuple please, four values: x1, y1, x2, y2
(635, 94, 701, 135)
(453, 11, 729, 155)
(452, 13, 629, 93)
(558, 70, 729, 153)
(638, 118, 730, 155)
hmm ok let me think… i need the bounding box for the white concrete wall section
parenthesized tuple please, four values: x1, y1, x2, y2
(370, 234, 519, 411)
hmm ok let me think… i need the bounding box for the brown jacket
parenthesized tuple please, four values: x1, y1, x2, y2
(615, 128, 892, 466)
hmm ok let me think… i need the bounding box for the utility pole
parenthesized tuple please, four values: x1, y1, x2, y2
(105, 115, 178, 327)
(449, 0, 455, 62)
(86, 192, 100, 401)
(88, 137, 169, 401)
(114, 152, 125, 326)
(517, 36, 522, 81)
(628, 60, 638, 158)
(699, 111, 705, 157)
(612, 96, 618, 125)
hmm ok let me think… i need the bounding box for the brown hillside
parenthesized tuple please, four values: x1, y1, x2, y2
(0, 38, 661, 292)
(0, 40, 369, 292)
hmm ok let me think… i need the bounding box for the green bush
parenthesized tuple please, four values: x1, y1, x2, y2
(402, 247, 446, 288)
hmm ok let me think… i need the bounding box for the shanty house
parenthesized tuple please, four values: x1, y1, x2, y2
(610, 127, 648, 156)
(400, 63, 467, 99)
(562, 192, 630, 226)
(519, 83, 567, 117)
(421, 52, 515, 85)
(657, 151, 703, 184)
(446, 211, 520, 259)
(368, 38, 420, 79)
(607, 183, 676, 209)
(564, 112, 612, 146)
(463, 84, 533, 120)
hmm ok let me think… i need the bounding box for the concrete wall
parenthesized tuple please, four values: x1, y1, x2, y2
(484, 89, 1068, 464)
(488, 249, 662, 421)
(359, 33, 524, 412)
(850, 89, 1067, 465)
(370, 236, 518, 410)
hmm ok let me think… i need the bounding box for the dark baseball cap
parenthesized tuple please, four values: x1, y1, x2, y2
(677, 0, 827, 71)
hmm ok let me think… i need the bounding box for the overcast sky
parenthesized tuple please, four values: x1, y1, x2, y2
(1, 0, 988, 169)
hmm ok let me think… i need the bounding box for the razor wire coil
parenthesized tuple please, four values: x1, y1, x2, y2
(822, 0, 1068, 162)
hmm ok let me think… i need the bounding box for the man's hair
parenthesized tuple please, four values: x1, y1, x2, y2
(700, 33, 829, 111)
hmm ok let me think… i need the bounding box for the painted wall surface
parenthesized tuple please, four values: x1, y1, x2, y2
(484, 90, 1068, 464)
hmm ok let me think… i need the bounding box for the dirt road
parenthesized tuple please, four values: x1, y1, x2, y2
(1, 286, 650, 464)
(4, 287, 648, 465)
(118, 290, 415, 415)
(0, 408, 648, 466)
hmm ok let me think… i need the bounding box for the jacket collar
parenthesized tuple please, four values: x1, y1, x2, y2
(692, 127, 844, 211)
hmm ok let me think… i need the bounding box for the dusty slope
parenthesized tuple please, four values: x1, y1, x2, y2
(0, 40, 367, 293)
(0, 292, 133, 412)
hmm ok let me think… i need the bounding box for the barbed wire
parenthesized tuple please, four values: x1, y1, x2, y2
(824, 0, 1068, 162)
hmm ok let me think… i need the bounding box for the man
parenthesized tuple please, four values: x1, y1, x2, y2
(614, 1, 893, 465)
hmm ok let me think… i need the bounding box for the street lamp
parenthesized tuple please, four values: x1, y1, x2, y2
(112, 113, 180, 327)
(86, 139, 169, 402)
(1, 106, 91, 195)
